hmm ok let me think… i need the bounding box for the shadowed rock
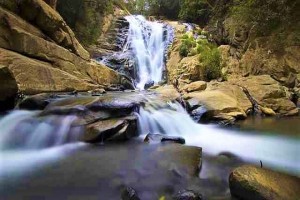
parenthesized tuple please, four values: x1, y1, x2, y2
(229, 165, 300, 200)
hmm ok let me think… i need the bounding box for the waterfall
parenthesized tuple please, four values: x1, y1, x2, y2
(124, 15, 173, 89)
(138, 101, 300, 174)
(0, 111, 83, 150)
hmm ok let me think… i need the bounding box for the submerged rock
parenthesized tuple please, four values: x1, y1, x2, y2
(173, 190, 203, 200)
(121, 187, 141, 200)
(144, 134, 185, 145)
(229, 165, 300, 200)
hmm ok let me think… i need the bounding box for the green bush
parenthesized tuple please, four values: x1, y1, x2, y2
(199, 45, 222, 81)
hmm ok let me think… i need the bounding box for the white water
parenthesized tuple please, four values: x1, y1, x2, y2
(0, 110, 83, 150)
(138, 101, 300, 175)
(124, 15, 173, 89)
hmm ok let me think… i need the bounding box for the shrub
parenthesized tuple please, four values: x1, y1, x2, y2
(199, 46, 222, 81)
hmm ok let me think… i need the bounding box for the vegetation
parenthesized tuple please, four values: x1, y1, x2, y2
(57, 0, 114, 46)
(179, 32, 221, 81)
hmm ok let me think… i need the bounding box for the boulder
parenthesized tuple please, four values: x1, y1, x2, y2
(181, 81, 207, 93)
(152, 144, 202, 177)
(18, 0, 90, 60)
(152, 85, 181, 102)
(233, 75, 299, 116)
(144, 134, 185, 145)
(83, 115, 138, 143)
(0, 48, 97, 94)
(184, 90, 247, 123)
(0, 7, 122, 87)
(0, 65, 18, 111)
(229, 165, 300, 200)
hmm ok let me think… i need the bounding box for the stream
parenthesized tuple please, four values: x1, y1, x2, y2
(0, 15, 299, 199)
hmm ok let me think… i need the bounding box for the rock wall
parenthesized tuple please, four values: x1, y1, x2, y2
(165, 21, 299, 122)
(0, 0, 125, 110)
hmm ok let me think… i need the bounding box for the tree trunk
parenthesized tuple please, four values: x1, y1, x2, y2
(44, 0, 57, 10)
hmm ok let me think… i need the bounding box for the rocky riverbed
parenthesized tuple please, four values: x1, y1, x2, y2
(0, 1, 299, 200)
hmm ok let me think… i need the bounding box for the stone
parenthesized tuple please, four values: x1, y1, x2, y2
(233, 75, 299, 116)
(18, 93, 59, 110)
(184, 90, 247, 122)
(0, 48, 97, 94)
(83, 115, 138, 143)
(18, 0, 90, 60)
(229, 165, 300, 200)
(152, 144, 202, 177)
(121, 187, 141, 200)
(181, 81, 207, 93)
(0, 65, 18, 111)
(144, 134, 185, 145)
(173, 190, 203, 200)
(153, 85, 181, 102)
(259, 106, 276, 116)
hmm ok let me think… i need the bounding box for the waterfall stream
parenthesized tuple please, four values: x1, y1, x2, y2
(0, 15, 299, 193)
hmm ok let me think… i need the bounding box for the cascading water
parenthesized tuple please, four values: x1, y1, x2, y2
(0, 110, 83, 150)
(138, 100, 300, 175)
(124, 15, 169, 89)
(100, 15, 174, 90)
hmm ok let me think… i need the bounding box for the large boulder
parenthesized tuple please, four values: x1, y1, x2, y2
(17, 0, 90, 60)
(0, 65, 18, 111)
(0, 5, 125, 94)
(184, 90, 247, 123)
(232, 75, 298, 116)
(229, 165, 300, 200)
(0, 48, 97, 94)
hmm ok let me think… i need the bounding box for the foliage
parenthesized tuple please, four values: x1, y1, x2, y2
(179, 32, 221, 81)
(179, 0, 212, 26)
(230, 0, 299, 36)
(57, 0, 113, 46)
(200, 45, 221, 81)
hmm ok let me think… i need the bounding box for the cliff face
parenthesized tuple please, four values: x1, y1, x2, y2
(0, 0, 125, 111)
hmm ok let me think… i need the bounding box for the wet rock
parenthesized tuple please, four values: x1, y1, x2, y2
(18, 93, 59, 110)
(173, 190, 203, 200)
(121, 187, 141, 200)
(144, 80, 155, 90)
(229, 165, 300, 200)
(0, 65, 18, 111)
(153, 144, 202, 177)
(144, 134, 185, 144)
(83, 115, 138, 143)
